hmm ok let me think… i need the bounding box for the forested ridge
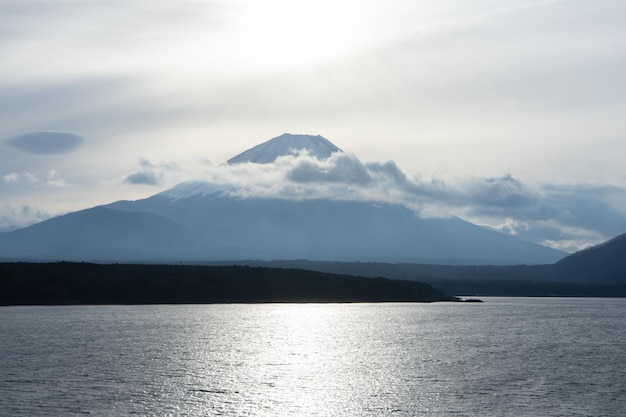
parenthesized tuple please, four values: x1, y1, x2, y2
(0, 262, 453, 305)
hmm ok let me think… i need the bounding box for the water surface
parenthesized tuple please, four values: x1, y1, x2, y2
(1, 298, 624, 416)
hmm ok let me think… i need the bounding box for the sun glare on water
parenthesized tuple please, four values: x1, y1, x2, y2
(224, 0, 379, 72)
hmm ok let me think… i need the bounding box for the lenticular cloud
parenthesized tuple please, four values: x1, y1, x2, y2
(4, 131, 85, 155)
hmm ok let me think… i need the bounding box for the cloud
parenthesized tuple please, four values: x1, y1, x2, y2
(0, 204, 51, 232)
(486, 218, 529, 236)
(1, 170, 70, 188)
(4, 131, 84, 155)
(1, 140, 623, 252)
(125, 171, 163, 186)
(465, 174, 537, 210)
(187, 152, 626, 252)
(46, 169, 69, 187)
(3, 172, 19, 183)
(138, 157, 180, 171)
(2, 147, 618, 252)
(287, 153, 373, 185)
(123, 158, 180, 186)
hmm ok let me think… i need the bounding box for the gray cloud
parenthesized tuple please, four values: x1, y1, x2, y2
(445, 178, 626, 251)
(125, 171, 163, 186)
(4, 131, 84, 155)
(537, 184, 626, 235)
(287, 154, 373, 185)
(466, 174, 537, 209)
(365, 161, 410, 185)
(195, 152, 626, 252)
(123, 158, 181, 186)
(138, 157, 180, 171)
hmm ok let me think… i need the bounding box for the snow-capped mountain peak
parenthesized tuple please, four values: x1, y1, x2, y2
(227, 133, 342, 164)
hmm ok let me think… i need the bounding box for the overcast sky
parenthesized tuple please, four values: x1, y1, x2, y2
(1, 0, 625, 252)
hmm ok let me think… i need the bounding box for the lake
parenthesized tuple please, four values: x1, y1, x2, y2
(1, 298, 624, 416)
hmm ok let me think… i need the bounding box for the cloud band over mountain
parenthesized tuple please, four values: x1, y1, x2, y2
(156, 149, 625, 253)
(1, 132, 624, 253)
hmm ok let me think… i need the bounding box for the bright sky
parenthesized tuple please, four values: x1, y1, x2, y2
(1, 0, 626, 251)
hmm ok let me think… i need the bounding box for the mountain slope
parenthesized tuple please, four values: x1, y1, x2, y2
(106, 183, 565, 264)
(552, 233, 626, 283)
(0, 206, 203, 261)
(0, 185, 565, 264)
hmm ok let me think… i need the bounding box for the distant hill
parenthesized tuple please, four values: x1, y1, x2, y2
(211, 233, 626, 296)
(1, 234, 622, 300)
(552, 233, 626, 283)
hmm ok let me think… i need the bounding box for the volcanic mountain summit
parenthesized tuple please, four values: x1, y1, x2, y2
(0, 133, 566, 264)
(227, 133, 342, 164)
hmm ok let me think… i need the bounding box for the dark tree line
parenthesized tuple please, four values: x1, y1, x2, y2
(0, 262, 453, 306)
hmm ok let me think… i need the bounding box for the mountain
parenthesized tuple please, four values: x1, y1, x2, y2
(0, 206, 204, 261)
(227, 133, 341, 164)
(105, 186, 564, 264)
(0, 183, 565, 264)
(552, 233, 626, 283)
(0, 133, 566, 264)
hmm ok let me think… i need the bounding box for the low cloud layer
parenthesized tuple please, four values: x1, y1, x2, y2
(190, 152, 626, 252)
(4, 132, 84, 155)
